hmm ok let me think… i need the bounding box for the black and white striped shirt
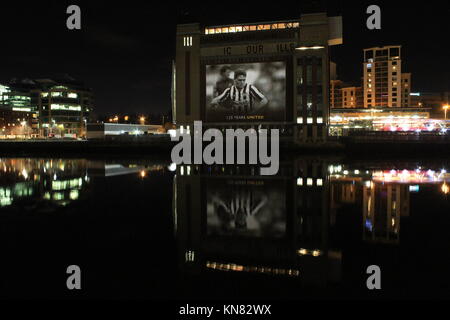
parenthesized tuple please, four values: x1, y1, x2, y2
(215, 84, 266, 111)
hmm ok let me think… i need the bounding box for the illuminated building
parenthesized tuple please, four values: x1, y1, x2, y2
(0, 83, 37, 137)
(174, 13, 343, 144)
(330, 80, 343, 109)
(342, 86, 363, 108)
(401, 73, 411, 107)
(363, 46, 412, 108)
(33, 78, 92, 138)
(1, 78, 92, 138)
(328, 107, 441, 135)
(330, 81, 364, 109)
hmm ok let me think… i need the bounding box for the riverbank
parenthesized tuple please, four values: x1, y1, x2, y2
(1, 135, 450, 158)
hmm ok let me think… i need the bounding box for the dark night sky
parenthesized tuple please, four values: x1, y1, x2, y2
(0, 1, 448, 116)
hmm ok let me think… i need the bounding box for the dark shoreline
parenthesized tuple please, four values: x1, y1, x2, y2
(1, 139, 450, 159)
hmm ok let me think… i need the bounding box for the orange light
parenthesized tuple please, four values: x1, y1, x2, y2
(442, 183, 449, 195)
(139, 170, 147, 178)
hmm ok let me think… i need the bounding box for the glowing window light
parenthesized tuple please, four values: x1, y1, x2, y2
(50, 104, 81, 111)
(12, 107, 31, 112)
(296, 117, 303, 124)
(296, 46, 324, 50)
(297, 178, 303, 186)
(317, 178, 323, 186)
(307, 178, 313, 186)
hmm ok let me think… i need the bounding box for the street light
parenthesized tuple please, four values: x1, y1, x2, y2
(444, 104, 449, 120)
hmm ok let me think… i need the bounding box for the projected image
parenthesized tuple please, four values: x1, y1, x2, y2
(206, 179, 286, 238)
(205, 62, 286, 122)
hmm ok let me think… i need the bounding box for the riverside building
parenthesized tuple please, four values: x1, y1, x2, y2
(173, 12, 343, 144)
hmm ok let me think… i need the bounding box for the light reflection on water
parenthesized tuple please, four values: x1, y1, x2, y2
(1, 157, 450, 298)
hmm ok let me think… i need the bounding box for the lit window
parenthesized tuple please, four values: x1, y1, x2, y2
(296, 117, 303, 124)
(183, 36, 193, 47)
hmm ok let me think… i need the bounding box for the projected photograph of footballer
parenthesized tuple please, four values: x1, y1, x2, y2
(205, 61, 286, 122)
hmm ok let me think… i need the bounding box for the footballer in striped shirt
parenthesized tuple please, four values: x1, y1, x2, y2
(210, 69, 268, 114)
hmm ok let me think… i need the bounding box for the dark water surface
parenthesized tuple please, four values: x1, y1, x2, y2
(1, 156, 450, 300)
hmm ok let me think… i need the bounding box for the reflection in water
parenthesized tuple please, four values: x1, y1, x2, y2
(174, 159, 450, 290)
(0, 158, 90, 209)
(2, 156, 450, 297)
(0, 158, 166, 211)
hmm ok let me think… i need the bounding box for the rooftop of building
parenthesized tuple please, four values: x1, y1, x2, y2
(364, 45, 402, 51)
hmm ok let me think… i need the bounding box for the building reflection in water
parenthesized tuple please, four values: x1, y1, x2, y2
(174, 159, 341, 287)
(330, 166, 450, 244)
(0, 158, 90, 210)
(0, 158, 167, 211)
(174, 159, 450, 288)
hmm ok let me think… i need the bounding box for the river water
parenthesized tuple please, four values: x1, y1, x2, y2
(1, 156, 450, 299)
